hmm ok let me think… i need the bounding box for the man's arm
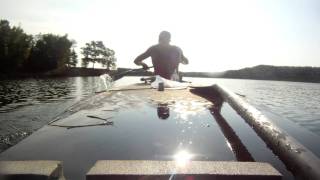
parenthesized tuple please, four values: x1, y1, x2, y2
(181, 53, 189, 65)
(134, 48, 151, 69)
(179, 48, 189, 65)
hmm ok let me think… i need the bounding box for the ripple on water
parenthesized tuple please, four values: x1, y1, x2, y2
(185, 77, 320, 136)
(0, 77, 109, 113)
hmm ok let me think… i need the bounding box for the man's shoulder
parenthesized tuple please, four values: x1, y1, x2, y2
(149, 44, 182, 52)
(148, 44, 159, 49)
(145, 44, 158, 52)
(170, 45, 182, 52)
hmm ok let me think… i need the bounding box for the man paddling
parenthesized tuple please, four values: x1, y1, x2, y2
(134, 31, 188, 81)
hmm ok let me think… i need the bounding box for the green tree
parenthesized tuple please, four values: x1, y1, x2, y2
(80, 42, 93, 68)
(67, 49, 78, 67)
(81, 41, 116, 70)
(97, 42, 117, 70)
(27, 34, 73, 72)
(0, 20, 32, 73)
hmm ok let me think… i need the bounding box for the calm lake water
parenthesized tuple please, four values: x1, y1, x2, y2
(186, 77, 320, 135)
(1, 77, 320, 145)
(0, 76, 319, 179)
(0, 77, 107, 151)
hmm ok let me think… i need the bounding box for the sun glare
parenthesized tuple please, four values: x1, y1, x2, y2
(174, 150, 193, 167)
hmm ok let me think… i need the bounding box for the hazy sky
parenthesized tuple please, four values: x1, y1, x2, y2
(1, 0, 319, 72)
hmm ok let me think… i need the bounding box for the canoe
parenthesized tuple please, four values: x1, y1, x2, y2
(0, 76, 319, 180)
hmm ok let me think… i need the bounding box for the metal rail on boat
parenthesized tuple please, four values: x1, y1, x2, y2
(213, 84, 320, 180)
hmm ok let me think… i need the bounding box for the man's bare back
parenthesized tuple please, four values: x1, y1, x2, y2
(134, 31, 188, 80)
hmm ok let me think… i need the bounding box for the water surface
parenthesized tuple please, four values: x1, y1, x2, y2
(186, 77, 320, 136)
(0, 77, 107, 151)
(0, 76, 319, 178)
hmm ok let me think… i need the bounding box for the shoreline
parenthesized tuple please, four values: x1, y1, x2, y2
(1, 66, 320, 84)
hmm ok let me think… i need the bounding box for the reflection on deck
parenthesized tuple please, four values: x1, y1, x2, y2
(190, 87, 255, 162)
(0, 83, 289, 179)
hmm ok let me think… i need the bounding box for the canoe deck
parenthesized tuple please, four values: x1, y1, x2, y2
(0, 78, 288, 180)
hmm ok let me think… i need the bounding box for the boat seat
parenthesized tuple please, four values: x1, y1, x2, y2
(86, 160, 282, 180)
(0, 160, 65, 180)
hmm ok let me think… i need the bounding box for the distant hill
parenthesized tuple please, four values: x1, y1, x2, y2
(222, 65, 320, 83)
(181, 71, 223, 78)
(113, 65, 320, 83)
(113, 68, 222, 79)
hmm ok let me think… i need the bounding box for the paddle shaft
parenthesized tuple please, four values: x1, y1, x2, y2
(112, 66, 153, 80)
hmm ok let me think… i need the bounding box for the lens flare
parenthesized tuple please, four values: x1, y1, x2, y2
(174, 150, 193, 167)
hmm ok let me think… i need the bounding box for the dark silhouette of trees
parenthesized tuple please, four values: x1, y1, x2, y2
(80, 43, 91, 68)
(0, 20, 32, 72)
(101, 47, 116, 70)
(66, 49, 78, 67)
(0, 19, 117, 76)
(81, 41, 116, 70)
(223, 65, 320, 83)
(26, 34, 74, 72)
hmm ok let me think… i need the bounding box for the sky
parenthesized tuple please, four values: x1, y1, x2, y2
(1, 0, 320, 72)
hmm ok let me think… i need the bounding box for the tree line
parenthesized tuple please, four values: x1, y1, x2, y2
(0, 19, 116, 74)
(223, 65, 320, 83)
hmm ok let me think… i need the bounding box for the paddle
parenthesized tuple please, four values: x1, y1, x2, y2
(111, 66, 153, 81)
(97, 67, 153, 93)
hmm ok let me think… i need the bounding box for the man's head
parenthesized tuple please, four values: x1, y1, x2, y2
(158, 31, 171, 44)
